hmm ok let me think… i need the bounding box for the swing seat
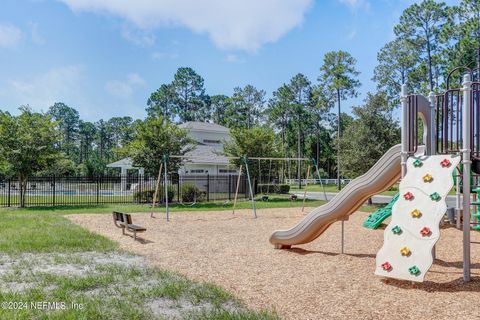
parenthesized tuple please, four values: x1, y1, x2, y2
(290, 194, 298, 201)
(262, 195, 269, 202)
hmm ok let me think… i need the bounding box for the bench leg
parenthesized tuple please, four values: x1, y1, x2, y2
(133, 230, 137, 240)
(122, 227, 125, 235)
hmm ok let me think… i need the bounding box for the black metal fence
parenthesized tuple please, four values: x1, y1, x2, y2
(0, 174, 249, 207)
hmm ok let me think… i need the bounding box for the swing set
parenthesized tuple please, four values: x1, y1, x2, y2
(149, 154, 327, 221)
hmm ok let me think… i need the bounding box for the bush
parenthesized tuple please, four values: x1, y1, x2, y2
(257, 184, 290, 194)
(278, 184, 290, 194)
(258, 184, 278, 194)
(133, 186, 175, 203)
(180, 184, 206, 203)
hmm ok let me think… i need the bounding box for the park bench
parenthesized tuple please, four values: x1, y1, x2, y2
(112, 211, 146, 241)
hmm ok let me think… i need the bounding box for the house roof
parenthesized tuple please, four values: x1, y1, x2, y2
(179, 121, 229, 134)
(106, 157, 138, 169)
(182, 145, 230, 165)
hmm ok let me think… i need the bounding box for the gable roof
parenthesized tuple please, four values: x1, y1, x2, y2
(179, 121, 229, 134)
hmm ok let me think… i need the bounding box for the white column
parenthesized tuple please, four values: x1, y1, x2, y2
(121, 167, 127, 191)
(401, 84, 409, 178)
(462, 74, 472, 282)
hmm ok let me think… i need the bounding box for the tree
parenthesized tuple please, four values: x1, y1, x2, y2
(78, 120, 96, 163)
(0, 107, 59, 207)
(266, 84, 293, 158)
(228, 85, 266, 129)
(338, 92, 400, 180)
(373, 39, 419, 107)
(146, 84, 177, 121)
(172, 67, 210, 122)
(210, 95, 231, 126)
(128, 116, 193, 175)
(394, 0, 449, 91)
(318, 50, 361, 189)
(223, 127, 279, 180)
(288, 74, 314, 188)
(47, 102, 80, 157)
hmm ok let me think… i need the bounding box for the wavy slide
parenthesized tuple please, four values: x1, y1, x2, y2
(270, 143, 404, 249)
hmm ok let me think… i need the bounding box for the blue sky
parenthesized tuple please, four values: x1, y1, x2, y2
(0, 0, 458, 121)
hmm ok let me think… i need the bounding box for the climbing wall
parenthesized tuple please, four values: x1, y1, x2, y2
(375, 154, 460, 282)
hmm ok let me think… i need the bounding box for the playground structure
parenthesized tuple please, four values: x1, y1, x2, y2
(270, 65, 480, 282)
(150, 154, 327, 220)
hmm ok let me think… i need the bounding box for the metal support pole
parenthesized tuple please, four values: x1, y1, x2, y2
(302, 165, 311, 212)
(428, 91, 436, 156)
(164, 156, 169, 222)
(462, 74, 472, 282)
(243, 156, 257, 218)
(312, 158, 327, 201)
(400, 84, 409, 178)
(151, 162, 163, 218)
(232, 165, 242, 215)
(341, 220, 345, 254)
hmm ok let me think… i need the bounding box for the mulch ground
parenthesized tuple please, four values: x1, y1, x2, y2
(68, 207, 480, 320)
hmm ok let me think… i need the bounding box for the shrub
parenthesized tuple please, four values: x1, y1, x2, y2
(180, 184, 206, 203)
(278, 184, 290, 194)
(133, 186, 175, 203)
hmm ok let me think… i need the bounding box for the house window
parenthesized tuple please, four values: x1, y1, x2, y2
(219, 169, 237, 173)
(190, 169, 205, 173)
(203, 139, 221, 144)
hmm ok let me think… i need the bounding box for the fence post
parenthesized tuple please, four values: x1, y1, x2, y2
(52, 175, 56, 206)
(96, 176, 100, 204)
(228, 175, 232, 201)
(177, 175, 180, 203)
(7, 178, 11, 207)
(206, 174, 210, 202)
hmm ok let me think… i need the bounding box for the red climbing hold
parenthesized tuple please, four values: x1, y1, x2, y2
(420, 227, 431, 236)
(440, 159, 451, 168)
(403, 192, 414, 200)
(381, 262, 392, 271)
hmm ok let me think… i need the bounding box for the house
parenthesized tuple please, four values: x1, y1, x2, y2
(107, 121, 237, 180)
(177, 122, 238, 176)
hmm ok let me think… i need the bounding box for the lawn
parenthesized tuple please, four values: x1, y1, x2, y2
(290, 183, 400, 196)
(0, 206, 280, 319)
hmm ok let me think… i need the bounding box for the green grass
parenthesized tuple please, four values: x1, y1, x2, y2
(0, 213, 118, 254)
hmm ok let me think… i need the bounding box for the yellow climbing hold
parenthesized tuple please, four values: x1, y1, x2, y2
(400, 247, 411, 256)
(423, 173, 433, 182)
(411, 209, 422, 218)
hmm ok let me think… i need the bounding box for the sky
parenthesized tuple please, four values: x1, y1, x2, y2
(0, 0, 460, 122)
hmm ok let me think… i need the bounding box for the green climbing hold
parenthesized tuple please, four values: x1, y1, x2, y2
(408, 265, 420, 275)
(392, 225, 402, 235)
(430, 192, 441, 201)
(413, 159, 423, 167)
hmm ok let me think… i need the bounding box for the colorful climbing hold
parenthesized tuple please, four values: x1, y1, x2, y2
(392, 225, 402, 235)
(422, 173, 433, 183)
(413, 159, 423, 167)
(381, 262, 392, 271)
(408, 265, 420, 275)
(400, 247, 411, 256)
(440, 159, 451, 168)
(430, 192, 441, 201)
(411, 209, 422, 218)
(403, 192, 414, 200)
(420, 226, 431, 236)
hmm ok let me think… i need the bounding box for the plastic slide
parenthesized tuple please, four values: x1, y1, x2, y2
(363, 193, 400, 229)
(375, 154, 460, 282)
(270, 144, 403, 248)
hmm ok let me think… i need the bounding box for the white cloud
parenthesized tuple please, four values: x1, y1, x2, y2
(151, 51, 179, 61)
(105, 73, 145, 99)
(338, 0, 370, 11)
(225, 54, 244, 63)
(59, 0, 313, 52)
(121, 27, 155, 47)
(1, 65, 86, 110)
(0, 23, 23, 48)
(30, 22, 46, 45)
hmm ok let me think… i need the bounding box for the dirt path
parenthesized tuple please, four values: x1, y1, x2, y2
(68, 208, 480, 320)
